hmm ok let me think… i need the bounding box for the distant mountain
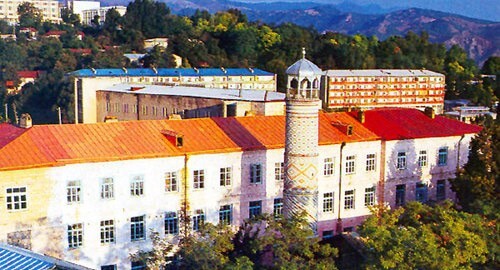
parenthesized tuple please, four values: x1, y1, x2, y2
(101, 0, 499, 64)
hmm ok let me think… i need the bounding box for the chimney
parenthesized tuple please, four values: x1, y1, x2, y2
(19, 113, 32, 128)
(424, 107, 435, 119)
(90, 68, 96, 74)
(331, 122, 353, 135)
(104, 116, 118, 123)
(248, 67, 254, 73)
(221, 67, 227, 74)
(357, 110, 365, 123)
(122, 67, 127, 74)
(194, 67, 199, 74)
(162, 129, 184, 147)
(152, 67, 158, 74)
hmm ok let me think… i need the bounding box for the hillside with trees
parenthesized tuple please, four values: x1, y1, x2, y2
(0, 0, 498, 124)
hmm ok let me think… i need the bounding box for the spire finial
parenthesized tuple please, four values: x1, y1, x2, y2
(302, 47, 306, 59)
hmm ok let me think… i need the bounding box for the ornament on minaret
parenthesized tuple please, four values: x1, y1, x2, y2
(283, 48, 323, 232)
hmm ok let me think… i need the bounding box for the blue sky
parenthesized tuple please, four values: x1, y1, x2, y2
(240, 0, 499, 21)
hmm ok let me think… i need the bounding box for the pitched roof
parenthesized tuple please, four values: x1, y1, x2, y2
(0, 109, 480, 171)
(68, 68, 274, 77)
(352, 108, 482, 140)
(325, 69, 444, 77)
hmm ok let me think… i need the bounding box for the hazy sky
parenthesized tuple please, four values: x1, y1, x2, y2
(240, 0, 499, 21)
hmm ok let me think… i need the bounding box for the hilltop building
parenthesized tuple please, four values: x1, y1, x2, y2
(322, 69, 445, 114)
(0, 0, 60, 23)
(69, 68, 277, 123)
(96, 84, 285, 121)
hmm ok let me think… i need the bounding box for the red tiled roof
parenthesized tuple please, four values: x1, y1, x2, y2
(0, 109, 480, 171)
(352, 108, 482, 140)
(17, 70, 43, 79)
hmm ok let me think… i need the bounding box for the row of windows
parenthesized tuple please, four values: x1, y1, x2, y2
(395, 180, 446, 206)
(322, 187, 376, 213)
(67, 199, 285, 250)
(323, 154, 377, 176)
(396, 147, 448, 170)
(106, 103, 181, 116)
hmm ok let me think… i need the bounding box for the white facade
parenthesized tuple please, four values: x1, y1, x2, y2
(0, 0, 60, 23)
(80, 6, 127, 25)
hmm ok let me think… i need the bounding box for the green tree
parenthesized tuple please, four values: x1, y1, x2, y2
(359, 202, 490, 270)
(17, 2, 42, 29)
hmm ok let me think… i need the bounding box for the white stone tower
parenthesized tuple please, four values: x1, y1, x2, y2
(283, 49, 323, 231)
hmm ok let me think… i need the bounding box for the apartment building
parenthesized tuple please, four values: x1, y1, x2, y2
(0, 0, 59, 23)
(69, 68, 277, 123)
(322, 69, 446, 114)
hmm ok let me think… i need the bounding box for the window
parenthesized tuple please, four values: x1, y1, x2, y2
(396, 184, 406, 206)
(366, 154, 376, 171)
(131, 215, 145, 241)
(6, 187, 28, 211)
(418, 150, 427, 167)
(397, 152, 407, 170)
(100, 220, 115, 244)
(164, 212, 178, 235)
(67, 223, 83, 248)
(100, 177, 114, 199)
(165, 171, 178, 192)
(323, 192, 334, 213)
(436, 180, 446, 201)
(219, 205, 232, 225)
(131, 261, 146, 270)
(274, 162, 284, 181)
(130, 175, 144, 196)
(220, 167, 232, 186)
(101, 265, 116, 270)
(345, 155, 356, 174)
(344, 190, 355, 209)
(322, 230, 334, 240)
(323, 158, 334, 176)
(192, 209, 205, 231)
(273, 198, 283, 218)
(67, 181, 81, 203)
(416, 183, 428, 203)
(438, 147, 448, 166)
(193, 170, 205, 189)
(249, 201, 262, 218)
(250, 164, 262, 184)
(364, 187, 376, 206)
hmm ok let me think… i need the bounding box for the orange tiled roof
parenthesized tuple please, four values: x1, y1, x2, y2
(0, 109, 480, 171)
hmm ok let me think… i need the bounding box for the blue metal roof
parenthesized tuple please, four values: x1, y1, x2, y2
(0, 244, 92, 270)
(69, 68, 274, 77)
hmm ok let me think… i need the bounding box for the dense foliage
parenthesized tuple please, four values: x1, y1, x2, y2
(359, 202, 495, 270)
(130, 214, 338, 270)
(0, 0, 497, 124)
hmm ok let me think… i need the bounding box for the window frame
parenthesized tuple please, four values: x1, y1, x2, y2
(100, 177, 114, 199)
(323, 157, 334, 176)
(130, 175, 144, 197)
(344, 190, 355, 210)
(416, 182, 428, 203)
(396, 152, 407, 170)
(323, 192, 334, 213)
(250, 163, 262, 184)
(436, 180, 446, 201)
(67, 223, 83, 249)
(130, 215, 146, 241)
(66, 180, 81, 204)
(165, 171, 178, 192)
(273, 198, 283, 218)
(249, 200, 262, 218)
(395, 184, 406, 206)
(438, 147, 448, 166)
(100, 220, 115, 244)
(164, 211, 178, 235)
(418, 150, 428, 167)
(220, 167, 232, 186)
(366, 153, 376, 171)
(345, 155, 356, 174)
(274, 162, 284, 181)
(364, 187, 376, 206)
(6, 187, 28, 211)
(193, 169, 205, 190)
(192, 209, 205, 231)
(219, 204, 232, 225)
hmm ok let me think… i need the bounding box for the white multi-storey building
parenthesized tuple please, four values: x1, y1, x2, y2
(0, 0, 59, 23)
(0, 105, 480, 269)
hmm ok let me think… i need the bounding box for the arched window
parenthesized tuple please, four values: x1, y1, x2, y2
(290, 78, 298, 89)
(300, 79, 311, 89)
(313, 78, 319, 88)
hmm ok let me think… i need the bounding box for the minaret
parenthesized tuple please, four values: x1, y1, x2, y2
(283, 49, 323, 232)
